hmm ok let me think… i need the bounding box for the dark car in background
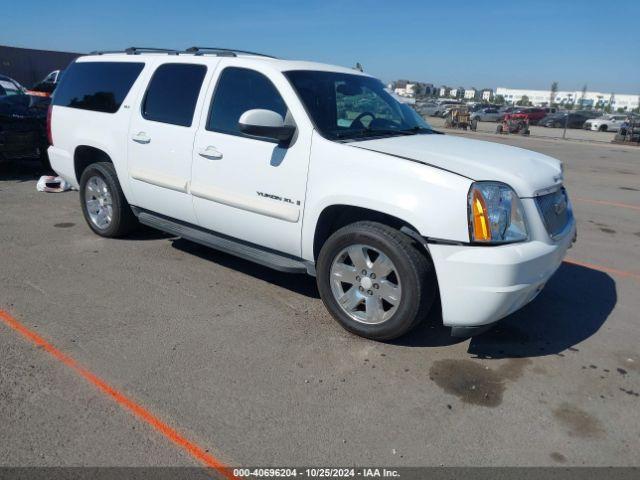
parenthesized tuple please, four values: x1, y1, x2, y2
(0, 74, 25, 97)
(29, 70, 64, 96)
(0, 75, 51, 169)
(539, 112, 592, 128)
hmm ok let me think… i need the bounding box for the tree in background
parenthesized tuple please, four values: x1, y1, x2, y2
(494, 95, 505, 105)
(579, 84, 588, 108)
(516, 95, 531, 106)
(607, 92, 616, 113)
(549, 81, 558, 106)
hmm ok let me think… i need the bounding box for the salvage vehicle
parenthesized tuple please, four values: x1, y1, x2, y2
(0, 74, 25, 97)
(502, 107, 548, 125)
(47, 47, 576, 340)
(0, 76, 51, 168)
(583, 114, 628, 132)
(30, 70, 64, 96)
(470, 107, 502, 122)
(444, 106, 472, 130)
(539, 112, 590, 129)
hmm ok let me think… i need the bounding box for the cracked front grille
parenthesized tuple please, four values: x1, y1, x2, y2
(535, 187, 571, 237)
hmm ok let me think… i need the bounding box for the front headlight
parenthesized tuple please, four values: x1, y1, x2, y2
(468, 182, 528, 243)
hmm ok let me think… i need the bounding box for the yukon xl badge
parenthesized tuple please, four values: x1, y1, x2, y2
(257, 191, 301, 206)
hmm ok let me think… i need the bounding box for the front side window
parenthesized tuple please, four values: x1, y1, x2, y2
(142, 63, 206, 127)
(285, 70, 433, 141)
(207, 67, 288, 136)
(53, 62, 144, 113)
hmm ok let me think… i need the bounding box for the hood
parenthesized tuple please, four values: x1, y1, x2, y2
(352, 134, 563, 197)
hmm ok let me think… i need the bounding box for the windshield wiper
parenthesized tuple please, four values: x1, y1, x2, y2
(399, 126, 437, 134)
(336, 128, 416, 140)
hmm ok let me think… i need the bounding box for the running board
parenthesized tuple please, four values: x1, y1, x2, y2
(136, 210, 313, 275)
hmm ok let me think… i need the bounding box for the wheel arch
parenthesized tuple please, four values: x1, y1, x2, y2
(73, 143, 134, 204)
(74, 145, 113, 182)
(311, 204, 429, 262)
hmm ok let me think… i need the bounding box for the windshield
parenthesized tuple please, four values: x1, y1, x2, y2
(0, 78, 23, 97)
(285, 70, 434, 141)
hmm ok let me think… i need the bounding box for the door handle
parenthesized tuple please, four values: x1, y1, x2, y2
(132, 132, 151, 144)
(198, 146, 223, 160)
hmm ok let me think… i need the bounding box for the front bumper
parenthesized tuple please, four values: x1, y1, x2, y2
(428, 217, 576, 332)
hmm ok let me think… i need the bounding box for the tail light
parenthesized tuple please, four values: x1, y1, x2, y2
(46, 104, 53, 145)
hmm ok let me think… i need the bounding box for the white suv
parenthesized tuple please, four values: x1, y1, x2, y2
(48, 47, 576, 340)
(584, 114, 628, 132)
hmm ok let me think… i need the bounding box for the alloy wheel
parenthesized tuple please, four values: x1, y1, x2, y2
(329, 244, 402, 325)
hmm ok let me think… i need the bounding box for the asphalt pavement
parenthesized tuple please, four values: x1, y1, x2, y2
(1, 134, 639, 470)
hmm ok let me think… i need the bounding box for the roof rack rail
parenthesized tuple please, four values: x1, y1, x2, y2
(90, 47, 180, 56)
(184, 47, 276, 58)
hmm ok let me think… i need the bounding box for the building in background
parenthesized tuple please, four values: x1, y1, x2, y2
(449, 87, 464, 98)
(464, 88, 477, 100)
(0, 45, 80, 87)
(496, 86, 639, 110)
(481, 89, 494, 102)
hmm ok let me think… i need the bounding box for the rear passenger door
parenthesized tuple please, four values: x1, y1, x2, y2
(190, 63, 313, 257)
(127, 60, 215, 224)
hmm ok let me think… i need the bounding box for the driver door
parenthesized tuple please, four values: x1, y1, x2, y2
(190, 64, 312, 257)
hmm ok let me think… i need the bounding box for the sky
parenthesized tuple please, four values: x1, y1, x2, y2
(2, 0, 639, 93)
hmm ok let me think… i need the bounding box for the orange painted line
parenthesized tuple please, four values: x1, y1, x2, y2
(574, 197, 640, 212)
(0, 309, 236, 479)
(564, 258, 640, 281)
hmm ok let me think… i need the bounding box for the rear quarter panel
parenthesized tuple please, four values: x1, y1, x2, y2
(49, 59, 152, 203)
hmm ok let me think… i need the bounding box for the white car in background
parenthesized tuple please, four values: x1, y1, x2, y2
(584, 114, 628, 132)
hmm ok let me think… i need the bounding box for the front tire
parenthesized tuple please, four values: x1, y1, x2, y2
(316, 222, 436, 340)
(79, 162, 138, 237)
(599, 125, 608, 132)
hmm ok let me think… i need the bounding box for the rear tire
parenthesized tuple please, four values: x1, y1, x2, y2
(79, 162, 138, 237)
(316, 221, 436, 340)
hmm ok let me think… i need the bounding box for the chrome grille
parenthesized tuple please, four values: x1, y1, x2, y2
(535, 187, 571, 237)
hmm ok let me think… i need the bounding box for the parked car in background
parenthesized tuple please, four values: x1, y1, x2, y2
(0, 74, 25, 96)
(30, 70, 64, 96)
(539, 112, 591, 128)
(419, 102, 441, 116)
(583, 114, 628, 132)
(470, 107, 502, 122)
(509, 108, 548, 125)
(470, 103, 500, 112)
(0, 79, 51, 168)
(432, 100, 462, 117)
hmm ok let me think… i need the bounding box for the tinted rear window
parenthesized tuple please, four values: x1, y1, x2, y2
(53, 61, 144, 113)
(142, 63, 207, 127)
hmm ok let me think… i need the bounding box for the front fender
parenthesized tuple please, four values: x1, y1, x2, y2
(301, 133, 472, 260)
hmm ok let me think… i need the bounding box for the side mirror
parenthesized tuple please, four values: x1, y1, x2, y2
(238, 109, 295, 143)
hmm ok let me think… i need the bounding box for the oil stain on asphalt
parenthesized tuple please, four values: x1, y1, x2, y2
(428, 358, 531, 407)
(54, 222, 75, 228)
(553, 403, 604, 438)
